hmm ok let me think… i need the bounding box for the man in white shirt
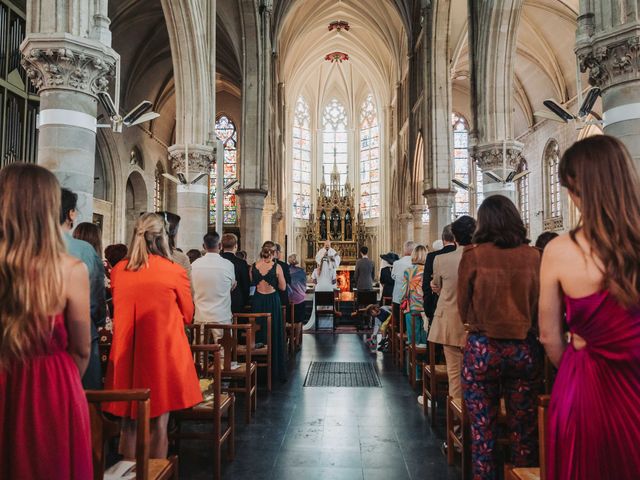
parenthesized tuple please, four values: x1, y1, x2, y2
(391, 240, 416, 331)
(191, 232, 236, 342)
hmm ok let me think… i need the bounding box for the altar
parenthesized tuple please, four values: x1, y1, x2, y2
(304, 162, 366, 288)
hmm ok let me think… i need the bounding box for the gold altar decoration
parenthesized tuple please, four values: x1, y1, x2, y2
(304, 159, 366, 275)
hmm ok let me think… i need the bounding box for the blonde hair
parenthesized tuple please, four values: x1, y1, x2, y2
(260, 241, 275, 259)
(411, 244, 427, 265)
(0, 163, 65, 368)
(126, 213, 171, 271)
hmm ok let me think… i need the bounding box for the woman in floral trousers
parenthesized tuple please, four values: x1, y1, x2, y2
(457, 196, 543, 480)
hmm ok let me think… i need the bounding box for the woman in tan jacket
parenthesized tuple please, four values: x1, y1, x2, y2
(428, 215, 476, 400)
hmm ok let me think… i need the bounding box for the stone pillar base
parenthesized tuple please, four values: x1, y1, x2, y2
(237, 189, 267, 263)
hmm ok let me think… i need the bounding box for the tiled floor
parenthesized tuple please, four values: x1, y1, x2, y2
(180, 334, 461, 480)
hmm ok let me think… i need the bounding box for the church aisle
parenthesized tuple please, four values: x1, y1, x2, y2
(180, 334, 460, 480)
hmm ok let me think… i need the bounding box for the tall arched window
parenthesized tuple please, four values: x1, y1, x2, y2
(359, 94, 380, 219)
(517, 159, 529, 229)
(211, 115, 238, 225)
(292, 96, 312, 219)
(154, 162, 164, 211)
(544, 140, 562, 222)
(452, 113, 470, 217)
(322, 99, 348, 186)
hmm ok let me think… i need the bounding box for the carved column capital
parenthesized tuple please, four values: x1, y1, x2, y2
(168, 144, 214, 174)
(424, 189, 455, 210)
(577, 27, 640, 90)
(21, 34, 118, 96)
(471, 141, 524, 171)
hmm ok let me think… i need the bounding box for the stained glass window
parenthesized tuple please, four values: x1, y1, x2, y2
(545, 140, 561, 219)
(154, 162, 164, 211)
(210, 115, 238, 225)
(517, 159, 530, 228)
(359, 94, 380, 219)
(452, 113, 470, 217)
(292, 96, 312, 219)
(322, 99, 348, 186)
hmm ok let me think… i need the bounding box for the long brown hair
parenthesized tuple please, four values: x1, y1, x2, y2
(126, 213, 171, 271)
(0, 163, 65, 368)
(73, 221, 102, 256)
(560, 135, 640, 308)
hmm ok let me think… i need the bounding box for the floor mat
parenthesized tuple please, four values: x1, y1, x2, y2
(303, 361, 382, 387)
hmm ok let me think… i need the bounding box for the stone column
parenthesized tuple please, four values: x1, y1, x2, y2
(21, 37, 118, 224)
(410, 204, 428, 246)
(467, 0, 524, 204)
(425, 190, 455, 245)
(472, 141, 523, 203)
(262, 201, 276, 243)
(398, 213, 414, 245)
(168, 144, 214, 250)
(576, 4, 640, 162)
(237, 189, 267, 263)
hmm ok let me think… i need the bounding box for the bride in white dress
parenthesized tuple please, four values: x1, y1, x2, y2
(303, 255, 337, 331)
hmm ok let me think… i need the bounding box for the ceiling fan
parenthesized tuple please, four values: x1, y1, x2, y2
(97, 91, 160, 133)
(483, 169, 530, 184)
(534, 86, 601, 129)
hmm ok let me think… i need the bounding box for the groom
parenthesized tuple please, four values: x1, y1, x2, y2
(315, 240, 341, 268)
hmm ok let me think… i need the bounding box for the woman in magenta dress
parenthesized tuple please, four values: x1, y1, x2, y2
(540, 135, 640, 479)
(0, 163, 93, 479)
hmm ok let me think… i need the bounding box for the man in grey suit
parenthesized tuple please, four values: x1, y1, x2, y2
(353, 246, 375, 291)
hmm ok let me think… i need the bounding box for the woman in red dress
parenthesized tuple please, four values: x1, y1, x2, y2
(540, 135, 640, 479)
(0, 163, 93, 479)
(104, 213, 201, 458)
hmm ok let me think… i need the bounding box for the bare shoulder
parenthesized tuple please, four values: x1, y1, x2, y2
(60, 253, 86, 276)
(542, 233, 579, 261)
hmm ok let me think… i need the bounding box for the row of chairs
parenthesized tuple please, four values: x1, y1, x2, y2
(386, 306, 551, 480)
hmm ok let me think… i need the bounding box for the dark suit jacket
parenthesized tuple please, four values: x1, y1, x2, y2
(354, 257, 375, 291)
(277, 259, 291, 306)
(423, 244, 456, 319)
(221, 251, 250, 313)
(380, 266, 394, 299)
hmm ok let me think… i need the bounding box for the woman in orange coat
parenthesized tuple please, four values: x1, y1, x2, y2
(104, 213, 201, 458)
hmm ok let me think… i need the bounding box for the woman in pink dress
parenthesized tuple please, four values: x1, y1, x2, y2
(0, 163, 93, 479)
(540, 135, 640, 479)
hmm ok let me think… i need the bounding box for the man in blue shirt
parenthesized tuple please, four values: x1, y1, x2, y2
(60, 188, 106, 389)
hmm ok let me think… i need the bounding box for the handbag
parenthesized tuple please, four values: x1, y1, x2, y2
(400, 298, 409, 313)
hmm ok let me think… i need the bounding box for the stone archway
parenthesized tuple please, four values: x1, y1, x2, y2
(124, 171, 148, 243)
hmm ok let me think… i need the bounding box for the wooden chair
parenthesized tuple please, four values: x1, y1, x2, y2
(233, 313, 272, 392)
(408, 313, 428, 389)
(351, 290, 378, 330)
(85, 389, 178, 480)
(504, 395, 550, 480)
(97, 326, 112, 387)
(422, 341, 449, 426)
(171, 344, 235, 480)
(394, 308, 408, 368)
(314, 291, 341, 331)
(184, 324, 202, 346)
(381, 296, 393, 306)
(203, 323, 257, 424)
(388, 307, 398, 363)
(284, 302, 301, 359)
(446, 395, 470, 480)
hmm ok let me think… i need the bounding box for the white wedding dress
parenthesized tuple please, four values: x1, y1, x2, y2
(303, 258, 337, 331)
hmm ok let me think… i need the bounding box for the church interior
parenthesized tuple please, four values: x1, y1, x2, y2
(2, 0, 640, 479)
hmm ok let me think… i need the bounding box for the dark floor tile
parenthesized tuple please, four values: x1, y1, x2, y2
(363, 466, 411, 480)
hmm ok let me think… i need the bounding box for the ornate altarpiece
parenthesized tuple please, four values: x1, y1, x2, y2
(304, 162, 367, 289)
